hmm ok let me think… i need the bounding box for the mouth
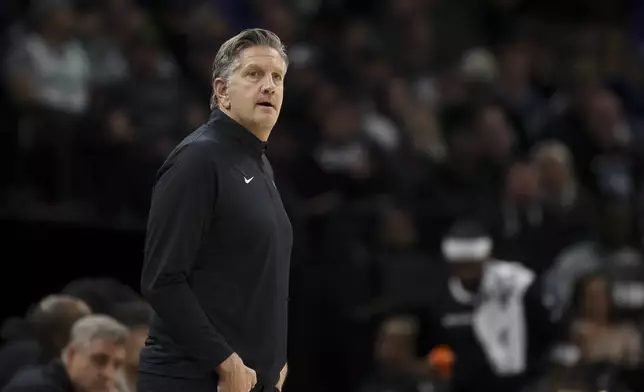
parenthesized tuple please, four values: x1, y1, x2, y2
(257, 101, 275, 109)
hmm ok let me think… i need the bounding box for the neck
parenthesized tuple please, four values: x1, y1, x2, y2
(220, 107, 271, 142)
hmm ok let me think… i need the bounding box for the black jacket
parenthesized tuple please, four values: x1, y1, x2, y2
(140, 109, 293, 387)
(1, 360, 72, 392)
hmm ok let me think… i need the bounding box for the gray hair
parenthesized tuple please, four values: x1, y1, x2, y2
(65, 315, 129, 351)
(210, 28, 288, 110)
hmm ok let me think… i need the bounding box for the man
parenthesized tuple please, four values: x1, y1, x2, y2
(139, 28, 292, 392)
(0, 294, 91, 389)
(2, 314, 128, 392)
(418, 221, 559, 392)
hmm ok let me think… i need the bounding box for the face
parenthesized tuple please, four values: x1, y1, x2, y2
(500, 47, 531, 83)
(586, 91, 625, 148)
(537, 156, 570, 191)
(125, 326, 148, 370)
(215, 46, 286, 135)
(478, 106, 512, 159)
(379, 209, 418, 248)
(449, 261, 484, 291)
(582, 277, 610, 322)
(65, 339, 126, 392)
(375, 323, 415, 367)
(506, 164, 540, 203)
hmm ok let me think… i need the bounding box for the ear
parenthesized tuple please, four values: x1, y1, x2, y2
(213, 78, 230, 110)
(63, 345, 76, 364)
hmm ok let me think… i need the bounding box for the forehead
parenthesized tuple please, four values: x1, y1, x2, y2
(85, 338, 126, 357)
(237, 46, 286, 72)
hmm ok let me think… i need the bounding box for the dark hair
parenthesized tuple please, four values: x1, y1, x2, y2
(111, 301, 152, 329)
(61, 278, 141, 316)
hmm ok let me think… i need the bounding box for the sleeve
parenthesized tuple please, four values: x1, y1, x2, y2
(527, 277, 563, 341)
(140, 141, 234, 367)
(523, 277, 564, 370)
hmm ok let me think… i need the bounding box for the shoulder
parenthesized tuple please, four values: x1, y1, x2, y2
(490, 259, 536, 283)
(161, 126, 229, 172)
(548, 242, 597, 275)
(3, 365, 63, 392)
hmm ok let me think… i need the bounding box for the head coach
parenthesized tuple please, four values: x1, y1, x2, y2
(139, 29, 292, 392)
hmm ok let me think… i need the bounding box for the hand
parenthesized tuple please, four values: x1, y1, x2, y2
(216, 353, 257, 392)
(275, 363, 288, 391)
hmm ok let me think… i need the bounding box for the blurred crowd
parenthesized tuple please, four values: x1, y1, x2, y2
(2, 0, 644, 391)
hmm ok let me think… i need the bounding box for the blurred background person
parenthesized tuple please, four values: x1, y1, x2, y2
(2, 315, 128, 392)
(569, 273, 641, 372)
(418, 221, 559, 392)
(112, 301, 151, 392)
(358, 315, 434, 392)
(0, 294, 91, 389)
(544, 200, 644, 324)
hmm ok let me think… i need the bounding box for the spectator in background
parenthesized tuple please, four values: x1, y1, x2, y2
(569, 273, 641, 370)
(5, 0, 90, 205)
(418, 221, 558, 392)
(371, 207, 440, 312)
(413, 106, 494, 252)
(582, 89, 643, 199)
(291, 98, 393, 261)
(494, 44, 545, 146)
(2, 315, 128, 392)
(550, 87, 643, 200)
(545, 200, 644, 324)
(529, 140, 595, 265)
(75, 4, 128, 89)
(0, 295, 91, 389)
(5, 0, 89, 115)
(459, 48, 498, 106)
(491, 161, 546, 272)
(96, 27, 199, 221)
(112, 301, 152, 392)
(359, 316, 433, 392)
(61, 277, 141, 316)
(474, 103, 515, 185)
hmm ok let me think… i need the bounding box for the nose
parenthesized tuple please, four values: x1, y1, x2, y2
(261, 74, 276, 94)
(102, 364, 119, 382)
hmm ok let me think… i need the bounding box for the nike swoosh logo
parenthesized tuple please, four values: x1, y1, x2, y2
(244, 176, 254, 184)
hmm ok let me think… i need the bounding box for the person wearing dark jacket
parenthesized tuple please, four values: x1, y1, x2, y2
(418, 221, 560, 392)
(1, 315, 128, 392)
(0, 295, 90, 390)
(139, 28, 292, 392)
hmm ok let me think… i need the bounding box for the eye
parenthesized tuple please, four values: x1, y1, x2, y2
(273, 73, 283, 82)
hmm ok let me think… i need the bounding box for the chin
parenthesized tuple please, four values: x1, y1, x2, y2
(256, 114, 278, 128)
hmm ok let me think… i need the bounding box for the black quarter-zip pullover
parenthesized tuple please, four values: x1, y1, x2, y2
(140, 109, 293, 387)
